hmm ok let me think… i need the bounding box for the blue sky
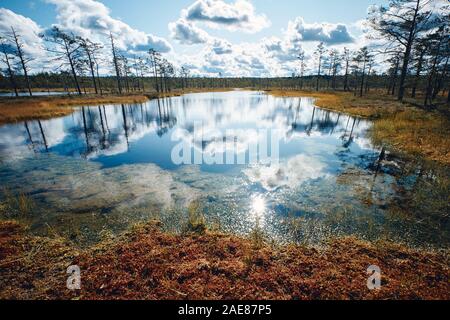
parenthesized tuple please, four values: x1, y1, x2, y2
(0, 0, 390, 76)
(1, 0, 386, 40)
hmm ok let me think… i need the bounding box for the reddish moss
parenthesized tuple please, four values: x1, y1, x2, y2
(0, 221, 448, 300)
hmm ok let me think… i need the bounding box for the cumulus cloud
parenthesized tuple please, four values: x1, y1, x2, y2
(180, 0, 271, 33)
(45, 0, 171, 52)
(132, 34, 173, 53)
(210, 38, 233, 55)
(0, 8, 45, 59)
(169, 18, 210, 45)
(287, 17, 354, 45)
(263, 36, 304, 62)
(176, 40, 274, 78)
(0, 2, 377, 77)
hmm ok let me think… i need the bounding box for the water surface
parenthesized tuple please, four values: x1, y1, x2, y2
(0, 91, 448, 247)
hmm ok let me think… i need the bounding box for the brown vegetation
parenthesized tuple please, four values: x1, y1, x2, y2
(0, 88, 235, 125)
(266, 89, 450, 164)
(0, 94, 149, 124)
(0, 220, 448, 300)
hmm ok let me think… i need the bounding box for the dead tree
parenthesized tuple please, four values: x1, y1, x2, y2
(78, 37, 103, 94)
(343, 47, 351, 91)
(10, 27, 33, 96)
(148, 49, 161, 93)
(43, 27, 82, 95)
(110, 33, 122, 94)
(314, 42, 326, 91)
(0, 38, 18, 97)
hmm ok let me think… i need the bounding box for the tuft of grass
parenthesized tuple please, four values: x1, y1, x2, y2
(1, 188, 34, 218)
(184, 200, 207, 235)
(249, 219, 265, 249)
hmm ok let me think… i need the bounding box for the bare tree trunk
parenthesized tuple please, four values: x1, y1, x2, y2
(424, 39, 442, 107)
(424, 62, 437, 107)
(365, 66, 372, 93)
(2, 50, 19, 97)
(432, 56, 448, 100)
(344, 58, 350, 91)
(411, 49, 425, 98)
(316, 56, 321, 91)
(397, 0, 421, 102)
(390, 58, 400, 96)
(149, 54, 160, 93)
(65, 39, 82, 95)
(85, 50, 98, 94)
(11, 27, 32, 96)
(110, 33, 122, 94)
(96, 63, 103, 95)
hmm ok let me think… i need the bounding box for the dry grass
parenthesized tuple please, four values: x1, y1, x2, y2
(0, 220, 448, 300)
(266, 89, 450, 164)
(0, 89, 235, 125)
(0, 94, 150, 125)
(371, 109, 450, 163)
(266, 89, 408, 118)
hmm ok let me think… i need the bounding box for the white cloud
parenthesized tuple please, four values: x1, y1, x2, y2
(210, 38, 233, 55)
(169, 18, 211, 45)
(263, 36, 304, 62)
(0, 2, 401, 77)
(0, 8, 46, 63)
(180, 0, 271, 33)
(45, 0, 171, 52)
(287, 17, 354, 45)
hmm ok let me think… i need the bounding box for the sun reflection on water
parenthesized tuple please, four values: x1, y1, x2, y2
(251, 195, 266, 220)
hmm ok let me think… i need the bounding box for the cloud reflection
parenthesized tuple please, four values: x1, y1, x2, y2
(244, 154, 328, 191)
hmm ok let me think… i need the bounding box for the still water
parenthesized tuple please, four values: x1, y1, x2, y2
(0, 91, 448, 247)
(0, 91, 70, 97)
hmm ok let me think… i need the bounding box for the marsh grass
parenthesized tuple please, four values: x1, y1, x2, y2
(267, 89, 450, 164)
(0, 88, 234, 125)
(0, 94, 150, 124)
(371, 109, 450, 164)
(249, 219, 265, 249)
(184, 200, 207, 235)
(0, 188, 34, 218)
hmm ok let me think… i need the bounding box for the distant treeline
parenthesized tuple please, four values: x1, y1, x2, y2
(0, 72, 444, 99)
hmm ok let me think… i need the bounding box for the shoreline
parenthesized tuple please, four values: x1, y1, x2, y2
(264, 89, 450, 165)
(1, 88, 448, 164)
(0, 88, 233, 125)
(0, 220, 448, 300)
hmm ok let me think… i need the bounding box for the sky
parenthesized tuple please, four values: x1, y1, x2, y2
(0, 0, 400, 77)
